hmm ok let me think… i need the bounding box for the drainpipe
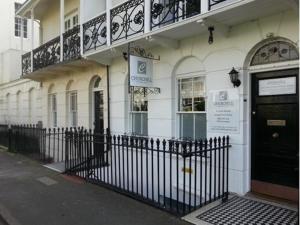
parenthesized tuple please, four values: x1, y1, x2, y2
(107, 65, 111, 132)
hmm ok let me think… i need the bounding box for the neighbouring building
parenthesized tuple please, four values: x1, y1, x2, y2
(0, 0, 40, 125)
(7, 0, 299, 205)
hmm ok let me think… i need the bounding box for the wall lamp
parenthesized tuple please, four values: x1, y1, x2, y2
(208, 26, 214, 44)
(228, 67, 241, 88)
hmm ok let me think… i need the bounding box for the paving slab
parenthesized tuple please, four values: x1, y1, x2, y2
(0, 149, 191, 225)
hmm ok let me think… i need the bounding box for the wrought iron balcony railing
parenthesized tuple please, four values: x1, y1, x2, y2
(22, 26, 81, 76)
(110, 0, 145, 43)
(33, 36, 61, 72)
(22, 52, 31, 75)
(208, 0, 227, 10)
(83, 13, 107, 53)
(21, 0, 232, 76)
(151, 0, 200, 29)
(63, 25, 81, 61)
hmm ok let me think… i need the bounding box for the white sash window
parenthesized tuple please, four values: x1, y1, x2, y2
(177, 76, 206, 140)
(130, 87, 148, 136)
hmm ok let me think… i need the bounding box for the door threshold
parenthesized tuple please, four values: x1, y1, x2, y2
(246, 192, 298, 210)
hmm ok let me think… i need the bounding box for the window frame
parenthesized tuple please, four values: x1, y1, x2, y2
(14, 3, 28, 38)
(176, 74, 207, 140)
(64, 10, 79, 32)
(48, 93, 57, 127)
(68, 91, 78, 127)
(129, 87, 148, 136)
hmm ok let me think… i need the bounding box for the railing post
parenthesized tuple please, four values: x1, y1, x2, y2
(30, 51, 33, 72)
(144, 0, 151, 33)
(79, 0, 84, 56)
(60, 0, 64, 62)
(65, 129, 69, 172)
(106, 0, 112, 46)
(8, 128, 12, 152)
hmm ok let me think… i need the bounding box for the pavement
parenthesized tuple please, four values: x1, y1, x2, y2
(0, 148, 191, 225)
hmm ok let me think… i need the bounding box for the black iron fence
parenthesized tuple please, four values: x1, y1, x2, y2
(65, 129, 230, 216)
(0, 124, 230, 216)
(0, 125, 9, 147)
(2, 125, 67, 164)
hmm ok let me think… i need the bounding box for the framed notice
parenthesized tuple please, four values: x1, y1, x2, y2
(208, 89, 240, 134)
(259, 77, 296, 96)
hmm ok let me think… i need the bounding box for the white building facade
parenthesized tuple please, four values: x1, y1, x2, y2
(11, 0, 300, 202)
(0, 0, 40, 125)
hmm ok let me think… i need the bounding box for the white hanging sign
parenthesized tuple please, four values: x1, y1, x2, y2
(208, 89, 240, 134)
(130, 55, 153, 87)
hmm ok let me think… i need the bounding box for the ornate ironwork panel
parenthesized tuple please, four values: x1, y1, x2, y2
(251, 41, 299, 66)
(63, 25, 81, 61)
(33, 36, 61, 72)
(111, 0, 145, 43)
(208, 0, 227, 10)
(83, 13, 107, 53)
(151, 0, 200, 29)
(22, 52, 31, 75)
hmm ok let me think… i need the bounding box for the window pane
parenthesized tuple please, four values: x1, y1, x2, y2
(52, 95, 57, 111)
(132, 87, 148, 112)
(132, 113, 142, 135)
(193, 77, 205, 111)
(141, 113, 148, 136)
(195, 114, 206, 140)
(179, 113, 194, 140)
(178, 78, 193, 112)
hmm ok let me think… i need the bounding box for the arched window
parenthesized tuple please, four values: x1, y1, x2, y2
(174, 57, 207, 140)
(130, 87, 148, 136)
(16, 91, 21, 123)
(251, 41, 299, 66)
(48, 84, 57, 127)
(6, 93, 10, 123)
(66, 80, 78, 127)
(29, 88, 36, 124)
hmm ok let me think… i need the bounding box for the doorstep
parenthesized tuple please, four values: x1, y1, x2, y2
(182, 194, 298, 225)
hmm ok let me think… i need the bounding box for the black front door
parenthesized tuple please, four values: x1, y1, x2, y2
(94, 91, 104, 132)
(251, 69, 299, 200)
(94, 91, 105, 161)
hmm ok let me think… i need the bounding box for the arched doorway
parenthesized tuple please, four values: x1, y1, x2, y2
(248, 39, 299, 201)
(90, 76, 104, 132)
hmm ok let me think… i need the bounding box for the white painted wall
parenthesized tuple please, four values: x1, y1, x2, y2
(0, 79, 42, 125)
(0, 0, 298, 199)
(0, 0, 39, 84)
(82, 0, 106, 22)
(0, 0, 40, 125)
(106, 10, 299, 195)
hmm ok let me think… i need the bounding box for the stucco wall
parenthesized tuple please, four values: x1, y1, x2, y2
(40, 0, 79, 43)
(0, 79, 42, 125)
(107, 9, 298, 195)
(39, 64, 107, 128)
(0, 9, 298, 196)
(0, 0, 39, 84)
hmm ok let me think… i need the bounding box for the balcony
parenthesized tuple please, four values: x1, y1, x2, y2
(22, 25, 84, 79)
(82, 0, 293, 64)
